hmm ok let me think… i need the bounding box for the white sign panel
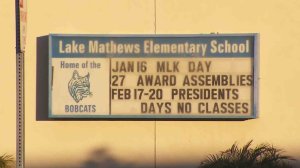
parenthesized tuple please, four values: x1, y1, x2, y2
(49, 34, 259, 119)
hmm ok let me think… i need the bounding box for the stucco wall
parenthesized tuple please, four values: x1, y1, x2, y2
(1, 0, 300, 167)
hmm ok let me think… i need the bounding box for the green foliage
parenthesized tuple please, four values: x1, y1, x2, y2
(0, 154, 14, 168)
(199, 140, 295, 168)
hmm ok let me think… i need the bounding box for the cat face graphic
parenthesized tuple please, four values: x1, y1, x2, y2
(68, 70, 92, 103)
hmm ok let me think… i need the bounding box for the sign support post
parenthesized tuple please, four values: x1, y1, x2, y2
(16, 0, 26, 167)
(16, 53, 25, 168)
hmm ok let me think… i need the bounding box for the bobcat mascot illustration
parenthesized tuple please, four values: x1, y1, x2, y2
(68, 70, 92, 103)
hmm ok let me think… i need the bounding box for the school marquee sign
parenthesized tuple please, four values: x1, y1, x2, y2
(49, 34, 259, 119)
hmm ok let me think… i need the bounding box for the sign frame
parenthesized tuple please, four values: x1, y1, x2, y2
(48, 33, 259, 119)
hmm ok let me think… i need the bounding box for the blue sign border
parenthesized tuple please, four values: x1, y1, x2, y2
(48, 33, 259, 119)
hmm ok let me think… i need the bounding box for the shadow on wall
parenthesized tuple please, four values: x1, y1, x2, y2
(36, 36, 49, 121)
(27, 147, 197, 168)
(82, 147, 299, 168)
(25, 146, 300, 168)
(80, 148, 138, 168)
(81, 148, 198, 168)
